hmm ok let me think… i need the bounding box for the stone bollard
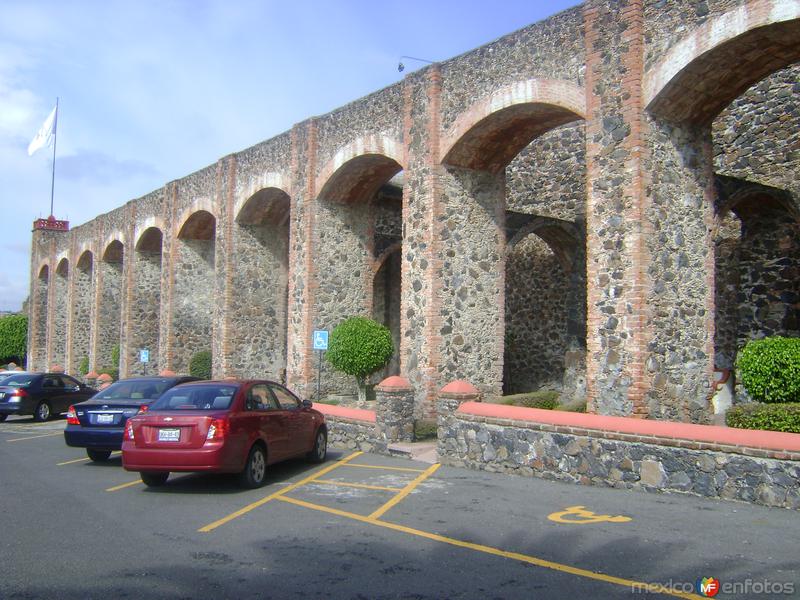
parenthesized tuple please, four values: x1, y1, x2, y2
(85, 371, 99, 386)
(159, 369, 176, 377)
(437, 380, 481, 463)
(97, 373, 113, 388)
(374, 376, 415, 452)
(50, 364, 64, 373)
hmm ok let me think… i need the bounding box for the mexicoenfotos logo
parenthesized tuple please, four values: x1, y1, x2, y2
(696, 577, 720, 597)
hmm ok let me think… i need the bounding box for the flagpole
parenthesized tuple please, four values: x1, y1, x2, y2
(49, 97, 59, 217)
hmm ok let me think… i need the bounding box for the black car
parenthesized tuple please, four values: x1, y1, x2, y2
(0, 373, 98, 422)
(64, 376, 200, 461)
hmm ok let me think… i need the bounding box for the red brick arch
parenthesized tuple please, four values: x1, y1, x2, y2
(644, 0, 800, 124)
(440, 78, 586, 173)
(315, 135, 404, 204)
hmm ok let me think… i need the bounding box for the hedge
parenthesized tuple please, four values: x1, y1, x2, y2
(726, 403, 800, 434)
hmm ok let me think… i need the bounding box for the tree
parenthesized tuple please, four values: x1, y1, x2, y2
(326, 317, 393, 403)
(0, 314, 28, 366)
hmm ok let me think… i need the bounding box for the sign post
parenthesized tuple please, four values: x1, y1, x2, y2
(139, 349, 150, 376)
(312, 330, 329, 401)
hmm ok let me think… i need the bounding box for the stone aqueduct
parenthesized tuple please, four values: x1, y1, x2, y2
(28, 0, 800, 423)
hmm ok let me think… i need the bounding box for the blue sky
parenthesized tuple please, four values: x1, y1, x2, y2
(0, 0, 579, 312)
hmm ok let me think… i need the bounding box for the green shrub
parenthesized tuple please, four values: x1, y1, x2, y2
(189, 351, 212, 379)
(414, 419, 438, 441)
(0, 314, 27, 365)
(726, 403, 800, 433)
(736, 336, 800, 403)
(326, 317, 393, 403)
(98, 368, 119, 382)
(497, 391, 560, 410)
(556, 400, 587, 413)
(78, 356, 90, 376)
(111, 344, 120, 367)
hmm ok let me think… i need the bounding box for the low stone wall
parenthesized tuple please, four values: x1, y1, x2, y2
(314, 403, 376, 453)
(439, 402, 800, 510)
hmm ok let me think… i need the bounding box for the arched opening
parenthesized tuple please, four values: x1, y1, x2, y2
(504, 217, 585, 402)
(232, 189, 290, 379)
(642, 6, 800, 418)
(315, 152, 403, 400)
(173, 210, 216, 374)
(70, 251, 94, 374)
(32, 265, 49, 370)
(373, 242, 402, 381)
(130, 227, 163, 375)
(98, 240, 124, 374)
(52, 258, 69, 368)
(439, 81, 586, 403)
(714, 186, 800, 370)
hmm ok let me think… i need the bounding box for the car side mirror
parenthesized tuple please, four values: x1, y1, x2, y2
(302, 399, 313, 409)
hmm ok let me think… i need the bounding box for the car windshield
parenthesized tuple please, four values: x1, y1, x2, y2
(92, 379, 174, 401)
(1, 374, 36, 388)
(150, 385, 238, 411)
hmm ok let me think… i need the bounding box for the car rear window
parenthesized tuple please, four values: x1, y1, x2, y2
(93, 379, 174, 401)
(150, 385, 238, 411)
(2, 374, 36, 387)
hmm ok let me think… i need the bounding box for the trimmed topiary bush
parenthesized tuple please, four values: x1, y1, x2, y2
(111, 344, 121, 367)
(326, 317, 393, 403)
(726, 403, 800, 433)
(0, 314, 27, 365)
(78, 356, 90, 376)
(189, 351, 212, 379)
(736, 336, 800, 403)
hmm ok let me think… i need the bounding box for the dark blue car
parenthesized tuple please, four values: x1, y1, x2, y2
(64, 376, 200, 462)
(0, 373, 97, 422)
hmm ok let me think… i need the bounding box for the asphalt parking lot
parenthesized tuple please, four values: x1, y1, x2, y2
(1, 415, 799, 600)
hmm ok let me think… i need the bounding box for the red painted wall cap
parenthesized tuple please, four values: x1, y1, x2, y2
(440, 380, 480, 395)
(377, 375, 411, 391)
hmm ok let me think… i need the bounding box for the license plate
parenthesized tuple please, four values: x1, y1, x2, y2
(158, 428, 180, 442)
(97, 414, 114, 424)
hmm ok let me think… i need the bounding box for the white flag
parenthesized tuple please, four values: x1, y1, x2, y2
(28, 105, 57, 156)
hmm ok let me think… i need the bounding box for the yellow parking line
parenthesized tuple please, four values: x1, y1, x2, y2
(312, 479, 402, 492)
(277, 496, 703, 600)
(106, 480, 142, 492)
(58, 451, 120, 466)
(343, 463, 427, 473)
(6, 432, 63, 442)
(368, 463, 440, 520)
(198, 451, 363, 533)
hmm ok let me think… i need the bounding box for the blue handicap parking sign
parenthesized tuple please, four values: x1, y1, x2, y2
(139, 349, 150, 363)
(312, 330, 329, 350)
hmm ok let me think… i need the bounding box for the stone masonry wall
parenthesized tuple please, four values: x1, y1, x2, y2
(51, 267, 68, 367)
(172, 239, 214, 374)
(504, 236, 569, 394)
(69, 259, 93, 374)
(228, 220, 289, 379)
(27, 2, 800, 426)
(440, 410, 800, 510)
(129, 249, 161, 376)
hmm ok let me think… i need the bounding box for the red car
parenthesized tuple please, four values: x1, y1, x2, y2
(122, 380, 327, 488)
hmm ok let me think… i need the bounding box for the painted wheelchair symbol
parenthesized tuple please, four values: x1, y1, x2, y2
(547, 505, 632, 525)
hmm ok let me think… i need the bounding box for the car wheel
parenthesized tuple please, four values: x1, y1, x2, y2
(306, 428, 327, 464)
(34, 401, 52, 422)
(239, 444, 267, 489)
(141, 472, 169, 487)
(86, 449, 112, 462)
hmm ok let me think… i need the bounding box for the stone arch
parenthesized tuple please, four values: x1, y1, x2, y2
(440, 78, 586, 173)
(506, 217, 582, 273)
(230, 187, 291, 379)
(173, 209, 217, 373)
(235, 172, 291, 217)
(713, 184, 800, 367)
(645, 0, 800, 124)
(70, 250, 94, 374)
(313, 144, 404, 399)
(129, 226, 164, 375)
(134, 216, 167, 250)
(97, 239, 125, 372)
(316, 136, 404, 204)
(372, 242, 402, 380)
